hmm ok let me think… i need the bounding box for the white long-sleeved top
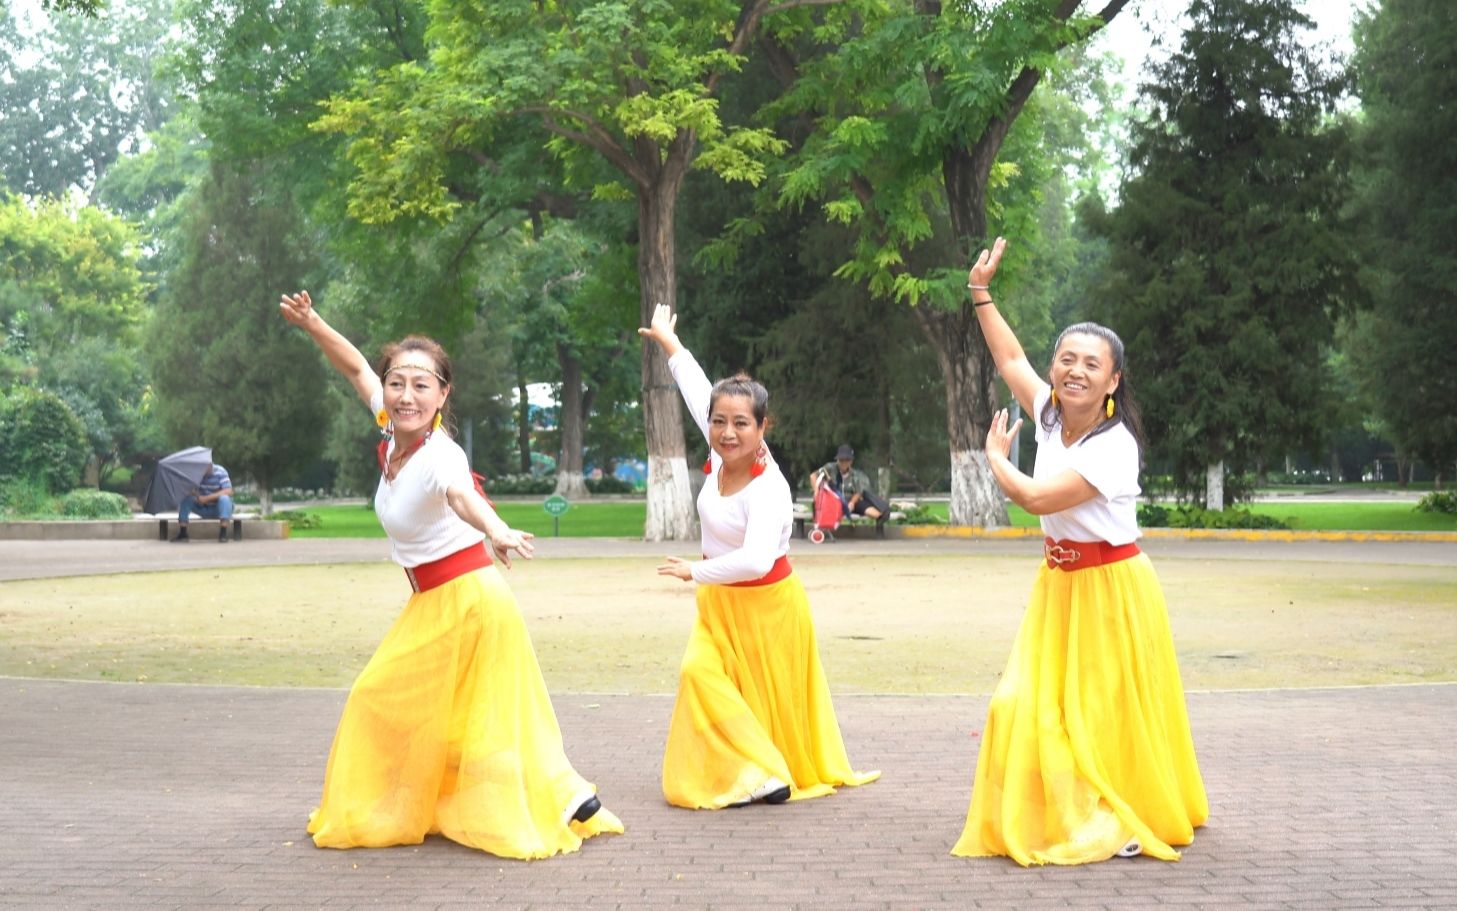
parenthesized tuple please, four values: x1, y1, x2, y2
(668, 349, 793, 585)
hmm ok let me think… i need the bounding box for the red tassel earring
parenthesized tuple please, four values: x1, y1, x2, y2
(749, 443, 768, 478)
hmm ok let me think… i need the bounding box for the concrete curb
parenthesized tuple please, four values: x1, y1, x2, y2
(899, 524, 1457, 543)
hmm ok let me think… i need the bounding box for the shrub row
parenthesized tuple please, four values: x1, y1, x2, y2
(1415, 490, 1457, 515)
(1136, 503, 1290, 530)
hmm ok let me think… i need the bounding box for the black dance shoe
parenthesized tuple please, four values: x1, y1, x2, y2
(564, 789, 602, 825)
(728, 776, 791, 807)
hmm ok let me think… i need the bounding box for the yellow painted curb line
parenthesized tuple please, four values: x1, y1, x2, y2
(899, 525, 1457, 543)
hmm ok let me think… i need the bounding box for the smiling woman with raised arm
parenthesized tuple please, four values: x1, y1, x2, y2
(638, 303, 879, 810)
(278, 290, 621, 860)
(950, 240, 1208, 866)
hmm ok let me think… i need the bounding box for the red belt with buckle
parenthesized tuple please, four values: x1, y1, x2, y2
(1043, 537, 1140, 572)
(723, 554, 793, 587)
(405, 541, 492, 593)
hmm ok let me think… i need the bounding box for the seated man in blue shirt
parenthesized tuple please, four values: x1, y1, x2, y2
(173, 463, 235, 543)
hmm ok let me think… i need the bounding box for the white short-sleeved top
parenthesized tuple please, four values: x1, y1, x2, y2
(1030, 386, 1142, 546)
(370, 391, 486, 567)
(668, 350, 793, 585)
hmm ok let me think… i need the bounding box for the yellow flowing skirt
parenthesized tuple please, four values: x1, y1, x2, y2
(953, 553, 1207, 865)
(662, 571, 880, 809)
(308, 565, 623, 859)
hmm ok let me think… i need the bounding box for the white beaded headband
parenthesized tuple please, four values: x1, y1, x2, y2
(383, 361, 447, 384)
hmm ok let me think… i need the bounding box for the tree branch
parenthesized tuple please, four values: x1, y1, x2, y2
(515, 106, 649, 187)
(708, 0, 847, 95)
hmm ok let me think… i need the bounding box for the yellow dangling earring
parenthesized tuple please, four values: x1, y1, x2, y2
(1050, 389, 1058, 407)
(1106, 396, 1116, 419)
(432, 412, 443, 432)
(376, 409, 392, 435)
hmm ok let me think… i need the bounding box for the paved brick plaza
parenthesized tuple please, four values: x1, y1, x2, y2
(3, 536, 1454, 909)
(3, 676, 1455, 910)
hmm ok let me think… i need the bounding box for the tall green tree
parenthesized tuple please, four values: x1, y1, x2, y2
(0, 194, 151, 482)
(315, 0, 816, 541)
(147, 163, 329, 512)
(0, 0, 178, 196)
(768, 0, 1128, 525)
(1086, 0, 1356, 507)
(1349, 0, 1457, 483)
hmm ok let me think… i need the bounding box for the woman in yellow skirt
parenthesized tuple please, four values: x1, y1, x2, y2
(639, 304, 879, 809)
(280, 291, 622, 859)
(951, 239, 1208, 865)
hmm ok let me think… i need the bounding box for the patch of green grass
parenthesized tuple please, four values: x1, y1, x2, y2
(1245, 501, 1457, 532)
(913, 502, 1037, 527)
(915, 500, 1453, 532)
(284, 496, 1453, 537)
(288, 501, 651, 538)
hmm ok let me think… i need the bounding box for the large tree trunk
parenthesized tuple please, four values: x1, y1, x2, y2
(554, 341, 590, 500)
(915, 305, 1008, 526)
(1206, 461, 1225, 511)
(638, 170, 696, 541)
(515, 367, 531, 475)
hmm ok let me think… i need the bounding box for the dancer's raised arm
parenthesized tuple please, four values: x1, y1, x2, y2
(638, 302, 711, 442)
(968, 238, 1046, 415)
(279, 290, 380, 407)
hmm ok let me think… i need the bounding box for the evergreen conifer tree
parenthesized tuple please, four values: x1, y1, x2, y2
(1349, 0, 1457, 483)
(1089, 0, 1356, 506)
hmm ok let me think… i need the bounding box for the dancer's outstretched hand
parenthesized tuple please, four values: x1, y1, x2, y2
(637, 303, 683, 357)
(655, 555, 694, 582)
(984, 407, 1023, 462)
(968, 236, 1007, 290)
(490, 527, 536, 569)
(279, 290, 317, 327)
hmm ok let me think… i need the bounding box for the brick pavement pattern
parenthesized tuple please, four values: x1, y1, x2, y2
(3, 677, 1455, 910)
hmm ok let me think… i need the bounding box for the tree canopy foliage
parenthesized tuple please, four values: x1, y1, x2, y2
(1348, 0, 1457, 480)
(147, 163, 330, 511)
(1087, 0, 1357, 504)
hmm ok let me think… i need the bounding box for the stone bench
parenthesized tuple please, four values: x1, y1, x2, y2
(155, 513, 281, 541)
(792, 503, 905, 541)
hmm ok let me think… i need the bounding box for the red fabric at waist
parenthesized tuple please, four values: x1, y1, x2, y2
(723, 554, 793, 588)
(1043, 537, 1140, 572)
(405, 541, 492, 593)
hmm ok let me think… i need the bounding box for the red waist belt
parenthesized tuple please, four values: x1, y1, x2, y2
(723, 554, 793, 587)
(1043, 537, 1140, 572)
(405, 541, 492, 593)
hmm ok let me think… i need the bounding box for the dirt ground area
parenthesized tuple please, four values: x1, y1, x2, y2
(2, 552, 1453, 693)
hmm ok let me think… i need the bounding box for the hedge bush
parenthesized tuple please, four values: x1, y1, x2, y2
(59, 488, 130, 518)
(1415, 490, 1457, 515)
(274, 508, 324, 530)
(1137, 503, 1290, 530)
(0, 387, 89, 493)
(0, 478, 57, 517)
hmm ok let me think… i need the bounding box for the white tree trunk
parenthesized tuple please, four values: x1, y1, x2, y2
(644, 454, 698, 541)
(260, 484, 274, 516)
(1206, 461, 1225, 512)
(554, 470, 589, 500)
(950, 448, 1009, 526)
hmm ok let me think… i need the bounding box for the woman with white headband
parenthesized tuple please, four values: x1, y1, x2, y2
(280, 290, 621, 859)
